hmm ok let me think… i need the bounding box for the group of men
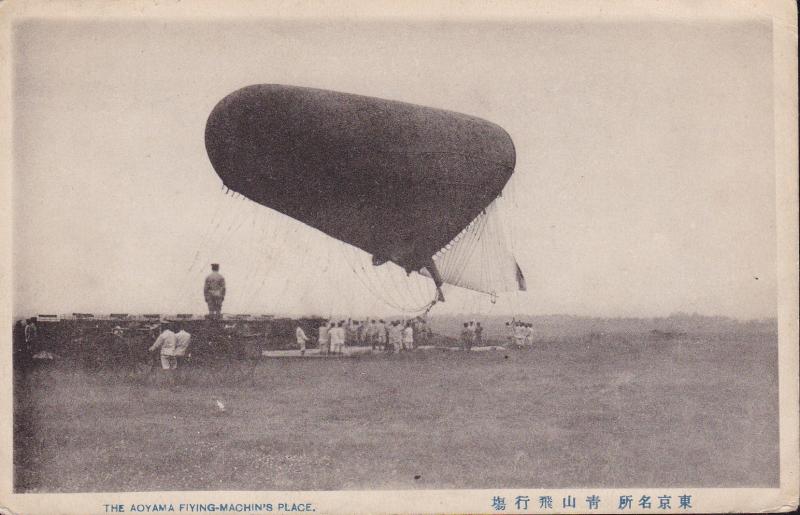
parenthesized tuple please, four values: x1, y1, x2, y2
(273, 317, 537, 356)
(148, 323, 192, 383)
(507, 320, 536, 347)
(459, 320, 484, 350)
(306, 318, 429, 355)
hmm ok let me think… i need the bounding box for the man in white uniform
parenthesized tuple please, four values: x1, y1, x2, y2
(174, 326, 192, 383)
(365, 319, 377, 350)
(329, 322, 345, 355)
(505, 321, 515, 346)
(513, 322, 527, 347)
(318, 321, 330, 355)
(389, 322, 403, 353)
(149, 324, 178, 384)
(467, 321, 477, 348)
(525, 323, 534, 346)
(402, 322, 414, 351)
(376, 319, 387, 351)
(296, 325, 310, 356)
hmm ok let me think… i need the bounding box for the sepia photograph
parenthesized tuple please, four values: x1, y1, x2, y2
(1, 1, 798, 514)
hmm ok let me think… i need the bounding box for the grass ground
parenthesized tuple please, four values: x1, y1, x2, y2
(13, 331, 778, 492)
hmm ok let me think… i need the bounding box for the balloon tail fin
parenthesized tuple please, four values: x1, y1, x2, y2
(425, 258, 446, 303)
(515, 261, 527, 291)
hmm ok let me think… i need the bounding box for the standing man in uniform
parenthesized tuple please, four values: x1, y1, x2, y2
(467, 321, 477, 348)
(318, 320, 331, 355)
(204, 263, 226, 318)
(376, 319, 387, 351)
(460, 322, 473, 351)
(474, 322, 484, 347)
(174, 324, 192, 383)
(329, 322, 345, 355)
(514, 321, 527, 347)
(356, 321, 365, 346)
(365, 319, 377, 350)
(295, 324, 310, 356)
(389, 321, 403, 353)
(505, 321, 515, 346)
(24, 317, 38, 355)
(402, 321, 414, 351)
(525, 323, 534, 346)
(148, 323, 178, 385)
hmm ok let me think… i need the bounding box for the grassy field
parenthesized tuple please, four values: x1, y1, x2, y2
(14, 331, 778, 492)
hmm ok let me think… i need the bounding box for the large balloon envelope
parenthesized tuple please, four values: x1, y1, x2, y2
(205, 84, 516, 292)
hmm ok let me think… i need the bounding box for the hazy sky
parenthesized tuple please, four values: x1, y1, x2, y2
(13, 18, 776, 319)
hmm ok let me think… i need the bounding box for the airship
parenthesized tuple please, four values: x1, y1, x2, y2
(205, 84, 522, 302)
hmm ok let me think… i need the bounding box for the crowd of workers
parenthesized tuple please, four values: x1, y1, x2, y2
(506, 320, 537, 347)
(297, 317, 433, 355)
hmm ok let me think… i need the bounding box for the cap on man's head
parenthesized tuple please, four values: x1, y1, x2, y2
(211, 263, 220, 271)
